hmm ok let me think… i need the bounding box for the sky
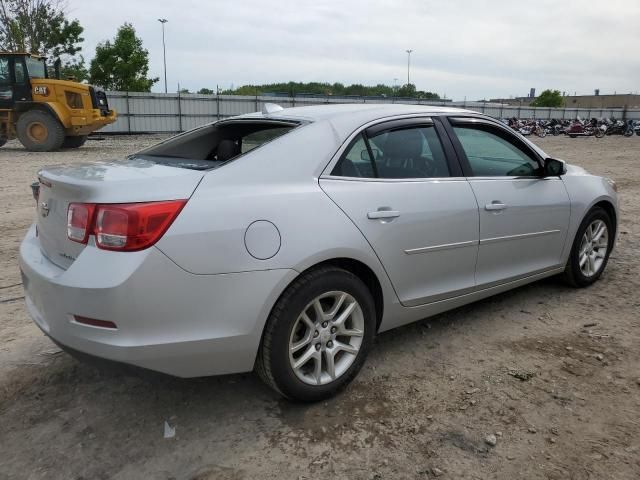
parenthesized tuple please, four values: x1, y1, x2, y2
(67, 0, 640, 100)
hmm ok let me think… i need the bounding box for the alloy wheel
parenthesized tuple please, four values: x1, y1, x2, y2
(579, 219, 609, 277)
(288, 291, 364, 385)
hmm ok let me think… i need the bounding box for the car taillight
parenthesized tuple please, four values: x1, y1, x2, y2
(67, 200, 186, 251)
(67, 203, 95, 243)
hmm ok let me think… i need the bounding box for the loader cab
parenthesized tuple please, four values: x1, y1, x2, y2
(0, 53, 50, 109)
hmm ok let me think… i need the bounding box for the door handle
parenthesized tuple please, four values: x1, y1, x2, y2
(485, 201, 507, 211)
(367, 209, 401, 220)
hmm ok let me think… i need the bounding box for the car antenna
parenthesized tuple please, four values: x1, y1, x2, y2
(262, 103, 284, 115)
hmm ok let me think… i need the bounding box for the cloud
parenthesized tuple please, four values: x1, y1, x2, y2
(70, 0, 640, 99)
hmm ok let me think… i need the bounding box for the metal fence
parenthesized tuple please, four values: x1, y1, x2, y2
(101, 91, 640, 134)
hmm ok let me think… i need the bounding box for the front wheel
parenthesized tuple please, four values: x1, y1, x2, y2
(256, 266, 376, 401)
(16, 109, 65, 151)
(563, 207, 613, 287)
(595, 128, 605, 138)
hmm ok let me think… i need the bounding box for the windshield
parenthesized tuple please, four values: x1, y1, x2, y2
(25, 57, 46, 79)
(136, 120, 299, 169)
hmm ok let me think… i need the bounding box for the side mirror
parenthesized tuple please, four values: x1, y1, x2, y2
(543, 158, 567, 176)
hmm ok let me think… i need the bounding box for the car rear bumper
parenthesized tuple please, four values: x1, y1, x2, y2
(19, 224, 297, 377)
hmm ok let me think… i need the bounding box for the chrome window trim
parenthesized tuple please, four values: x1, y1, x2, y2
(480, 229, 561, 245)
(403, 229, 562, 256)
(468, 176, 563, 182)
(319, 175, 467, 183)
(404, 240, 477, 255)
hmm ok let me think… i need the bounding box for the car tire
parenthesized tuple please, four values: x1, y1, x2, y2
(0, 137, 6, 148)
(62, 135, 88, 148)
(563, 207, 613, 288)
(256, 266, 376, 402)
(16, 110, 65, 152)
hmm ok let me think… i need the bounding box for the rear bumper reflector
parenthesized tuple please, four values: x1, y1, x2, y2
(74, 315, 118, 329)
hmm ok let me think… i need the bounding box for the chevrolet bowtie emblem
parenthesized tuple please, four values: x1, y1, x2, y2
(40, 201, 50, 217)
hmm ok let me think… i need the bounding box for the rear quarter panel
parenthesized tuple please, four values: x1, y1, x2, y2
(155, 120, 402, 325)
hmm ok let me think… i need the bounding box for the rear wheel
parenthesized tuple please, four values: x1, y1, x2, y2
(595, 128, 605, 138)
(256, 266, 376, 401)
(563, 207, 613, 287)
(16, 110, 65, 152)
(62, 135, 88, 148)
(0, 137, 6, 147)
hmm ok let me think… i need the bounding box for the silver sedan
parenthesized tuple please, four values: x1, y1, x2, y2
(20, 104, 618, 401)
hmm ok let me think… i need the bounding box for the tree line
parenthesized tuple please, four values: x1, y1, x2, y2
(189, 82, 439, 99)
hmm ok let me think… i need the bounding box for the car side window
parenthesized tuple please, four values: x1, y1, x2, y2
(452, 125, 541, 177)
(332, 126, 450, 179)
(370, 126, 450, 179)
(331, 134, 376, 178)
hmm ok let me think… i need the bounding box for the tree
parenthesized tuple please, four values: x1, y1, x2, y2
(530, 89, 564, 108)
(0, 0, 85, 76)
(89, 23, 158, 92)
(59, 55, 88, 81)
(198, 87, 214, 95)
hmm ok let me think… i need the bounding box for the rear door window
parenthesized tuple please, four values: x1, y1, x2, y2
(332, 124, 450, 179)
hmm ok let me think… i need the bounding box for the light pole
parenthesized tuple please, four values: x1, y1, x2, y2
(158, 18, 168, 93)
(406, 49, 413, 86)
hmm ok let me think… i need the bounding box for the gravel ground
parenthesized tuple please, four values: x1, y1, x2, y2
(0, 134, 639, 480)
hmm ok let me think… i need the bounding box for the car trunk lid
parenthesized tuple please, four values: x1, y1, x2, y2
(35, 157, 204, 269)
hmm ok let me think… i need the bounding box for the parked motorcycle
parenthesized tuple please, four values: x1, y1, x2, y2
(565, 118, 605, 138)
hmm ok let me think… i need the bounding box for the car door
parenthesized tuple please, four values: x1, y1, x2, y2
(444, 117, 570, 288)
(320, 117, 479, 307)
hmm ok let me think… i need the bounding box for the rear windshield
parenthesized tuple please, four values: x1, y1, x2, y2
(135, 120, 298, 170)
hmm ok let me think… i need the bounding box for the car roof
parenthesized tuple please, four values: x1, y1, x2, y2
(242, 103, 477, 139)
(239, 103, 549, 160)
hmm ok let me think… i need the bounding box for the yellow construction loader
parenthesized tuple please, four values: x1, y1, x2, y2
(0, 52, 116, 151)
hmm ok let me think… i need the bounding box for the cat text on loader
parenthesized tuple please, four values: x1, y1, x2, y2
(0, 52, 116, 151)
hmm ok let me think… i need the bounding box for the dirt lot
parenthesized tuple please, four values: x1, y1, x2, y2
(0, 134, 639, 480)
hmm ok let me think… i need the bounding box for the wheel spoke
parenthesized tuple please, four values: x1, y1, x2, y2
(313, 300, 327, 322)
(579, 253, 588, 268)
(592, 223, 606, 242)
(588, 255, 596, 275)
(299, 312, 315, 330)
(334, 340, 359, 356)
(325, 293, 347, 320)
(333, 300, 356, 328)
(293, 345, 316, 370)
(290, 332, 312, 354)
(324, 349, 336, 380)
(338, 326, 364, 338)
(313, 353, 323, 384)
